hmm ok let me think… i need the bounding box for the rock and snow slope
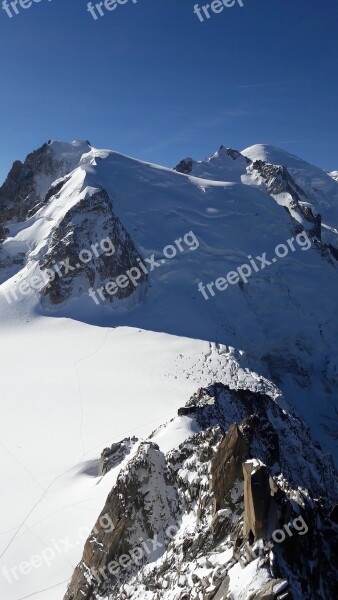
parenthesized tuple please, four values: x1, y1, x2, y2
(0, 140, 337, 600)
(64, 385, 338, 600)
(329, 170, 338, 183)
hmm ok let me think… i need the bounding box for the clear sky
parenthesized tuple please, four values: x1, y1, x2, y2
(0, 0, 337, 184)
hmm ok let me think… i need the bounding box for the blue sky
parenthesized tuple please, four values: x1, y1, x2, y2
(0, 0, 337, 183)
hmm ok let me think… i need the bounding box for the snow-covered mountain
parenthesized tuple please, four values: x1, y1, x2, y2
(175, 144, 338, 251)
(0, 141, 337, 600)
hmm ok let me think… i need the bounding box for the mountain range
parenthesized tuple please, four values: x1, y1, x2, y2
(0, 140, 337, 600)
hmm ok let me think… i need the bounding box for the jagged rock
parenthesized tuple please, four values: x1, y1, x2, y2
(0, 142, 85, 232)
(221, 146, 251, 163)
(99, 436, 138, 476)
(210, 576, 230, 599)
(64, 384, 338, 600)
(211, 424, 249, 512)
(251, 159, 322, 239)
(242, 460, 276, 541)
(248, 579, 289, 599)
(182, 383, 337, 502)
(64, 441, 179, 600)
(39, 188, 149, 307)
(174, 158, 193, 174)
(0, 141, 95, 278)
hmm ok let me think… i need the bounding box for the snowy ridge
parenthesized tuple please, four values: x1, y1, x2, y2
(64, 384, 338, 600)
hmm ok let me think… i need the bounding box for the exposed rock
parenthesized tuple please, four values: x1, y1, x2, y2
(220, 146, 251, 163)
(64, 384, 338, 600)
(174, 158, 193, 174)
(0, 143, 80, 232)
(99, 437, 138, 476)
(39, 188, 149, 307)
(0, 142, 93, 277)
(64, 441, 179, 600)
(248, 579, 289, 599)
(243, 460, 276, 541)
(251, 159, 322, 239)
(211, 424, 249, 512)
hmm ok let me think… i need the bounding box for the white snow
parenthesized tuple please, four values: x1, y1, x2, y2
(228, 558, 271, 599)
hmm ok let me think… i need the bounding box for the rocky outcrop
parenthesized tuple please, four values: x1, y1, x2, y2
(174, 146, 250, 176)
(99, 436, 138, 476)
(242, 460, 278, 541)
(64, 384, 338, 600)
(174, 158, 193, 174)
(0, 142, 79, 232)
(64, 441, 179, 600)
(211, 424, 249, 512)
(0, 142, 94, 279)
(39, 188, 149, 307)
(221, 146, 251, 163)
(251, 160, 322, 239)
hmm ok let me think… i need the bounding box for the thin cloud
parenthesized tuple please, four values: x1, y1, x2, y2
(140, 108, 251, 156)
(141, 133, 192, 156)
(195, 108, 251, 129)
(275, 140, 313, 145)
(237, 82, 285, 88)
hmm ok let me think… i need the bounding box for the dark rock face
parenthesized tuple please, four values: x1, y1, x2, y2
(99, 437, 138, 476)
(330, 503, 338, 524)
(0, 143, 70, 232)
(242, 461, 280, 541)
(220, 146, 251, 163)
(0, 144, 88, 279)
(64, 441, 179, 600)
(211, 424, 249, 512)
(63, 384, 338, 600)
(174, 158, 193, 174)
(39, 188, 149, 307)
(328, 243, 338, 261)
